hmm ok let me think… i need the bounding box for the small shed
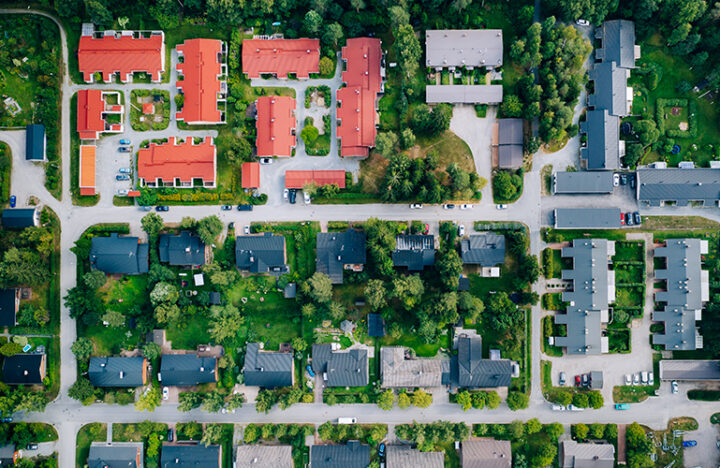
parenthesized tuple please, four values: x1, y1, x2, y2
(193, 273, 204, 286)
(590, 371, 603, 389)
(283, 282, 297, 299)
(25, 124, 46, 161)
(368, 313, 385, 337)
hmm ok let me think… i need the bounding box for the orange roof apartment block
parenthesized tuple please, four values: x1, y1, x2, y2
(77, 89, 124, 140)
(242, 37, 320, 79)
(256, 96, 296, 157)
(241, 162, 260, 189)
(337, 38, 383, 158)
(78, 26, 165, 83)
(79, 145, 96, 196)
(285, 170, 346, 189)
(138, 137, 216, 188)
(176, 39, 227, 124)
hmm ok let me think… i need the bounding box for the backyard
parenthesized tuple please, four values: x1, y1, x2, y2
(130, 90, 171, 131)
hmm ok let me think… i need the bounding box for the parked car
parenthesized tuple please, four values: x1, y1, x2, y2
(118, 167, 132, 174)
(575, 375, 581, 387)
(582, 373, 589, 387)
(221, 205, 232, 211)
(683, 440, 697, 448)
(630, 174, 637, 189)
(1, 417, 12, 423)
(551, 404, 566, 411)
(567, 404, 584, 411)
(443, 204, 455, 209)
(116, 174, 130, 181)
(613, 174, 620, 186)
(244, 225, 250, 235)
(118, 146, 131, 153)
(288, 189, 297, 204)
(259, 157, 273, 165)
(633, 373, 640, 385)
(559, 372, 566, 386)
(162, 387, 169, 400)
(119, 139, 130, 145)
(641, 371, 648, 384)
(576, 19, 590, 26)
(117, 189, 129, 196)
(379, 443, 385, 457)
(167, 429, 173, 442)
(625, 374, 632, 385)
(620, 213, 626, 225)
(620, 173, 628, 185)
(457, 225, 465, 236)
(237, 204, 253, 211)
(615, 403, 630, 410)
(9, 195, 15, 208)
(649, 372, 654, 384)
(626, 212, 634, 226)
(283, 188, 289, 201)
(459, 204, 473, 210)
(303, 191, 311, 204)
(496, 204, 508, 210)
(409, 203, 423, 209)
(140, 205, 152, 211)
(306, 364, 315, 378)
(671, 380, 679, 394)
(633, 212, 641, 225)
(26, 444, 38, 450)
(155, 205, 169, 212)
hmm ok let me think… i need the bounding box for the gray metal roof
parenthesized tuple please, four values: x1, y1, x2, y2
(588, 61, 629, 117)
(25, 124, 45, 160)
(659, 360, 720, 381)
(88, 442, 143, 468)
(652, 306, 700, 351)
(159, 354, 216, 386)
(498, 145, 523, 169)
(595, 20, 637, 69)
(236, 445, 293, 468)
(235, 233, 288, 274)
(243, 343, 293, 388)
(425, 30, 503, 68)
(560, 441, 614, 468)
(580, 109, 619, 170)
(554, 171, 614, 194)
(392, 235, 435, 271)
(90, 233, 149, 275)
(161, 443, 220, 468)
(498, 119, 523, 145)
(461, 233, 505, 266)
(554, 208, 621, 229)
(554, 308, 605, 355)
(1, 208, 37, 229)
(89, 357, 146, 387)
(0, 289, 17, 327)
(316, 230, 366, 284)
(425, 85, 503, 104)
(380, 347, 444, 388)
(386, 445, 444, 468)
(311, 344, 368, 387)
(158, 231, 205, 267)
(455, 336, 512, 388)
(637, 168, 720, 207)
(461, 439, 512, 468)
(310, 441, 370, 468)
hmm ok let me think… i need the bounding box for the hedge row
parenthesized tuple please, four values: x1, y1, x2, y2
(656, 98, 697, 138)
(157, 192, 235, 202)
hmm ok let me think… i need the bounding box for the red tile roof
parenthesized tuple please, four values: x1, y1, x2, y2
(79, 145, 96, 195)
(285, 170, 346, 189)
(242, 38, 320, 79)
(241, 162, 260, 189)
(142, 103, 154, 114)
(256, 96, 296, 157)
(77, 89, 105, 140)
(138, 137, 216, 186)
(78, 31, 164, 83)
(176, 39, 224, 124)
(337, 38, 382, 158)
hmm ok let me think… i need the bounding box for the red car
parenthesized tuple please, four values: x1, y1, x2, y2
(620, 213, 626, 225)
(575, 375, 581, 387)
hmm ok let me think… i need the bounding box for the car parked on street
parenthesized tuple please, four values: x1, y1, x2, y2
(26, 444, 38, 450)
(582, 373, 589, 387)
(615, 403, 630, 410)
(443, 204, 455, 209)
(410, 203, 423, 209)
(221, 205, 232, 211)
(567, 404, 584, 411)
(9, 195, 15, 208)
(496, 204, 507, 210)
(551, 404, 566, 411)
(626, 212, 634, 226)
(118, 146, 131, 152)
(459, 204, 473, 210)
(259, 157, 273, 165)
(116, 174, 130, 181)
(155, 205, 169, 212)
(625, 374, 632, 385)
(119, 139, 130, 145)
(620, 213, 626, 225)
(237, 204, 253, 211)
(118, 167, 132, 173)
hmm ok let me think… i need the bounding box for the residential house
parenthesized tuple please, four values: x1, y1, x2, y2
(380, 347, 445, 389)
(553, 171, 615, 194)
(553, 208, 622, 229)
(425, 30, 503, 70)
(241, 162, 260, 190)
(160, 443, 221, 468)
(559, 440, 615, 468)
(2, 353, 46, 385)
(460, 233, 506, 271)
(659, 360, 720, 381)
(309, 441, 370, 468)
(77, 89, 124, 139)
(425, 85, 503, 105)
(176, 39, 227, 124)
(159, 354, 217, 386)
(241, 37, 320, 79)
(158, 231, 206, 267)
(450, 335, 512, 389)
(554, 239, 615, 355)
(0, 444, 17, 465)
(285, 170, 346, 189)
(652, 238, 709, 350)
(392, 235, 435, 271)
(636, 167, 720, 207)
(580, 109, 620, 170)
(79, 145, 97, 196)
(88, 357, 147, 388)
(138, 137, 216, 188)
(243, 342, 294, 388)
(78, 25, 164, 83)
(461, 439, 512, 468)
(236, 445, 293, 468)
(336, 37, 383, 158)
(235, 232, 289, 274)
(89, 233, 149, 275)
(25, 124, 46, 161)
(311, 344, 368, 387)
(0, 288, 19, 328)
(256, 96, 296, 158)
(386, 445, 444, 468)
(494, 119, 523, 169)
(1, 208, 39, 229)
(316, 230, 366, 284)
(88, 442, 143, 468)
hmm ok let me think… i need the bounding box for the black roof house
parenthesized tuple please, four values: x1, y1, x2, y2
(316, 230, 367, 284)
(2, 353, 45, 385)
(161, 443, 221, 468)
(451, 336, 512, 388)
(243, 342, 294, 388)
(0, 289, 19, 327)
(1, 208, 38, 229)
(311, 344, 368, 387)
(90, 233, 149, 275)
(158, 231, 206, 267)
(25, 124, 46, 161)
(310, 441, 370, 468)
(89, 356, 146, 387)
(392, 235, 435, 271)
(460, 233, 506, 267)
(159, 354, 217, 386)
(235, 233, 288, 274)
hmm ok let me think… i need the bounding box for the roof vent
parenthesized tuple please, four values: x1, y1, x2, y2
(200, 366, 205, 372)
(23, 370, 28, 376)
(100, 363, 106, 368)
(120, 371, 125, 379)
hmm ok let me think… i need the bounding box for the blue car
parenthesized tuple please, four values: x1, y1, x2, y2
(682, 440, 697, 448)
(379, 443, 385, 457)
(306, 365, 315, 378)
(119, 139, 130, 145)
(9, 195, 15, 208)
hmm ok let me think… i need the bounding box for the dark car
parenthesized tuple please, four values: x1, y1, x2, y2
(633, 212, 641, 225)
(116, 174, 130, 181)
(237, 204, 253, 211)
(167, 429, 173, 442)
(620, 173, 628, 185)
(288, 189, 297, 204)
(9, 195, 16, 208)
(626, 212, 634, 226)
(221, 205, 233, 211)
(1, 417, 12, 423)
(629, 173, 636, 189)
(155, 206, 169, 212)
(118, 146, 131, 153)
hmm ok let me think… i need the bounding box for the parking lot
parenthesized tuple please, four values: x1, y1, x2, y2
(95, 134, 135, 206)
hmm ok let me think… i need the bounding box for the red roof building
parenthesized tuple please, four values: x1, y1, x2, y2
(77, 90, 124, 140)
(241, 162, 260, 189)
(79, 145, 96, 196)
(285, 170, 346, 189)
(242, 38, 320, 79)
(256, 96, 296, 158)
(176, 39, 227, 124)
(78, 29, 165, 83)
(138, 137, 216, 188)
(337, 38, 383, 158)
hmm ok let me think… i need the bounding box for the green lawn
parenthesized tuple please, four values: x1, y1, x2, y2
(76, 423, 106, 468)
(166, 313, 212, 350)
(129, 90, 170, 131)
(615, 264, 644, 284)
(613, 241, 644, 262)
(613, 385, 654, 403)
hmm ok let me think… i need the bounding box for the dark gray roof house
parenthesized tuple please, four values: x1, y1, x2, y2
(588, 61, 631, 117)
(159, 354, 217, 386)
(88, 357, 147, 388)
(554, 239, 615, 355)
(310, 441, 370, 468)
(235, 233, 288, 274)
(0, 444, 15, 465)
(595, 20, 639, 69)
(236, 445, 293, 468)
(387, 445, 444, 468)
(25, 124, 46, 161)
(553, 171, 614, 194)
(0, 288, 19, 328)
(637, 168, 720, 207)
(88, 442, 143, 468)
(425, 85, 503, 104)
(580, 109, 619, 170)
(1, 208, 38, 229)
(243, 342, 294, 388)
(90, 233, 149, 275)
(452, 336, 512, 388)
(392, 235, 435, 271)
(560, 441, 615, 468)
(158, 231, 206, 267)
(659, 360, 720, 381)
(311, 344, 368, 387)
(553, 208, 622, 229)
(161, 443, 221, 468)
(2, 353, 46, 384)
(425, 30, 503, 69)
(461, 233, 505, 267)
(461, 439, 512, 468)
(497, 119, 524, 169)
(316, 230, 366, 284)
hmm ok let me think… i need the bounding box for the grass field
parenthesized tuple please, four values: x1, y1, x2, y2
(75, 423, 106, 468)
